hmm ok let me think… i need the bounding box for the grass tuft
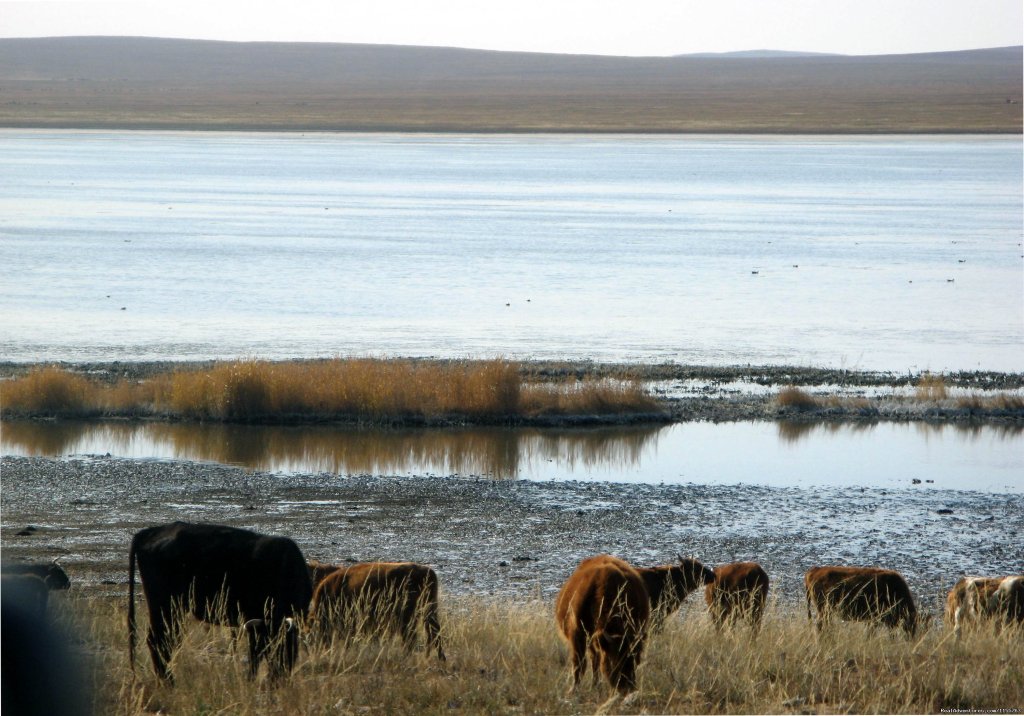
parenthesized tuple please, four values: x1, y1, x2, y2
(0, 365, 94, 416)
(776, 386, 820, 411)
(916, 372, 948, 401)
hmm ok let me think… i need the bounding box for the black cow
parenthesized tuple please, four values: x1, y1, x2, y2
(2, 561, 71, 591)
(128, 522, 313, 681)
(1, 574, 50, 619)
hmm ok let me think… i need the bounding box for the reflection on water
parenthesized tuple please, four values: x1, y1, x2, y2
(777, 419, 1023, 444)
(2, 420, 1021, 491)
(0, 421, 660, 479)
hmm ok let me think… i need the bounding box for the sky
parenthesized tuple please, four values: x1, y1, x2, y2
(1, 0, 1021, 57)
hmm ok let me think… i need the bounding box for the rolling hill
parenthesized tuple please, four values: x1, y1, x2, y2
(0, 37, 1019, 132)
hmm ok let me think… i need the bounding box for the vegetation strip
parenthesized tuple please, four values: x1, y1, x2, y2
(2, 360, 1023, 424)
(0, 360, 663, 425)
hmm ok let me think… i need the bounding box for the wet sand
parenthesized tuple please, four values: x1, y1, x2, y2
(2, 456, 1019, 616)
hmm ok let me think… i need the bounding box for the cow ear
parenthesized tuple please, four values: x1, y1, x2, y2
(677, 554, 686, 564)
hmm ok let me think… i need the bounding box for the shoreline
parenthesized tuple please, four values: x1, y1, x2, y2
(3, 123, 1021, 135)
(3, 359, 1022, 426)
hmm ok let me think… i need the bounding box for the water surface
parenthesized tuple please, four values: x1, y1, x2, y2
(3, 420, 1020, 493)
(1, 131, 1021, 371)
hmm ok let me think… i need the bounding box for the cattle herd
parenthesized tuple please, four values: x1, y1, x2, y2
(2, 520, 1022, 703)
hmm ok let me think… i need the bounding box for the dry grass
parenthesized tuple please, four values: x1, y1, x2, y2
(0, 366, 94, 415)
(520, 377, 660, 417)
(915, 373, 949, 401)
(775, 386, 821, 411)
(955, 392, 1024, 411)
(0, 361, 662, 423)
(46, 593, 1024, 715)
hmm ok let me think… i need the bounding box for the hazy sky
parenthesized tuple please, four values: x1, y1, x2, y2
(1, 0, 1021, 56)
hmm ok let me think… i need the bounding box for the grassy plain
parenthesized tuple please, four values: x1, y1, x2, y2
(0, 38, 1020, 133)
(48, 593, 1024, 715)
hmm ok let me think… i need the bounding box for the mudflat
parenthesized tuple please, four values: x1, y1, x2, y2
(2, 455, 1019, 610)
(0, 38, 1020, 132)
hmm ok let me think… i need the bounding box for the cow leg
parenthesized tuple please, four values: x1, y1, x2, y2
(399, 594, 419, 652)
(243, 619, 269, 680)
(587, 637, 603, 686)
(423, 602, 445, 661)
(566, 628, 588, 693)
(265, 618, 299, 681)
(146, 605, 180, 682)
(749, 597, 765, 635)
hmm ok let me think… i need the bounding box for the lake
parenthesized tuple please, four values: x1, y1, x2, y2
(1, 131, 1021, 371)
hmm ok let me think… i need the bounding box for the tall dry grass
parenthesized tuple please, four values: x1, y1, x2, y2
(0, 360, 662, 423)
(775, 386, 821, 411)
(520, 377, 660, 417)
(915, 372, 949, 401)
(52, 593, 1023, 715)
(0, 366, 94, 415)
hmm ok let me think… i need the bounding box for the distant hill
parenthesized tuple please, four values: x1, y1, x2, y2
(677, 50, 842, 58)
(0, 37, 1019, 132)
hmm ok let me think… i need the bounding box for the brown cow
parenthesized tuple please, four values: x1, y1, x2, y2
(804, 566, 918, 636)
(948, 575, 1024, 634)
(308, 561, 444, 661)
(555, 555, 650, 697)
(307, 559, 342, 587)
(705, 561, 769, 631)
(635, 556, 715, 629)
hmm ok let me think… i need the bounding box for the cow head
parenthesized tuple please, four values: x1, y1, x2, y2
(674, 555, 715, 593)
(45, 560, 71, 591)
(595, 622, 643, 695)
(243, 617, 300, 681)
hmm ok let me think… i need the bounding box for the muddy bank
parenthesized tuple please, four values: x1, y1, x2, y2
(2, 456, 1020, 615)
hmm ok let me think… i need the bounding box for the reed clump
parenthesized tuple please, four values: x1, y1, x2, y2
(0, 365, 95, 416)
(915, 372, 949, 401)
(0, 360, 663, 424)
(775, 385, 821, 411)
(54, 593, 1024, 715)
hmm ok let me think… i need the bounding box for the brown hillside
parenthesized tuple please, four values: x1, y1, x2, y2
(0, 37, 1020, 132)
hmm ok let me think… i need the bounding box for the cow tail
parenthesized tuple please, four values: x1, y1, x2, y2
(128, 536, 137, 672)
(805, 586, 813, 625)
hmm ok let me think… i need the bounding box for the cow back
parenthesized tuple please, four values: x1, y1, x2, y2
(1, 563, 71, 591)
